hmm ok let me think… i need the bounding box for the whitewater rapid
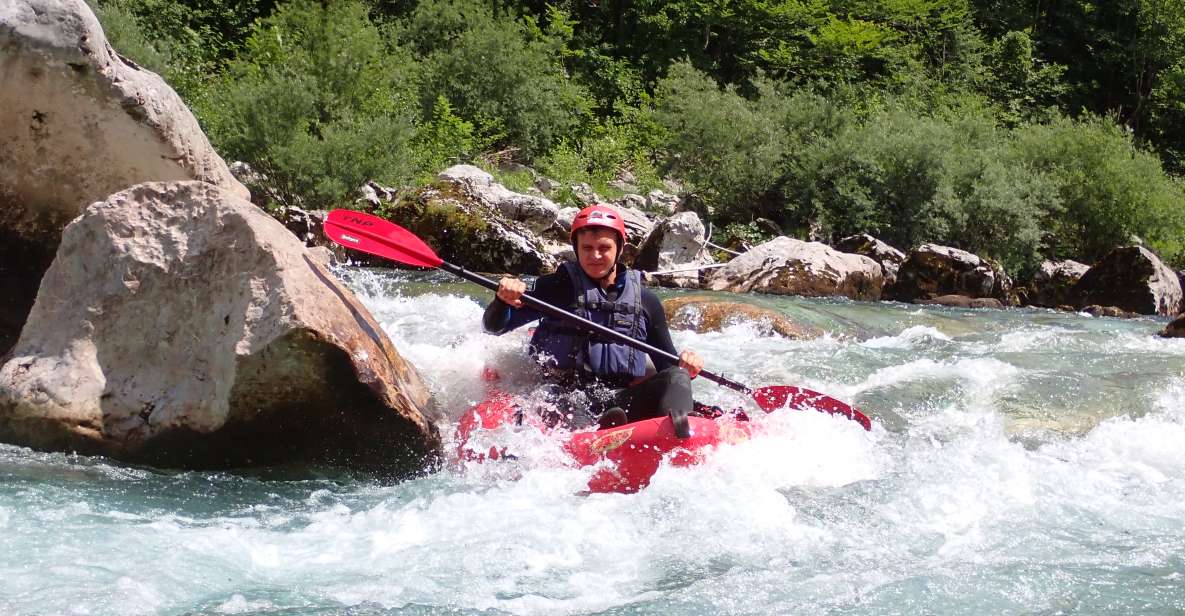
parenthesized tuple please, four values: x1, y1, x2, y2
(2, 267, 1183, 615)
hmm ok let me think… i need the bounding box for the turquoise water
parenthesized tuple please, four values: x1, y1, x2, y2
(3, 267, 1184, 615)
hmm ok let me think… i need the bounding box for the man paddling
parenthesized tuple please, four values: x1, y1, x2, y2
(482, 204, 703, 438)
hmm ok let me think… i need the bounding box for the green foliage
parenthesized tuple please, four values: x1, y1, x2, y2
(535, 121, 662, 199)
(404, 0, 592, 157)
(715, 221, 778, 253)
(1009, 116, 1185, 265)
(193, 0, 419, 208)
(651, 62, 849, 227)
(791, 106, 1056, 273)
(93, 0, 271, 97)
(92, 0, 207, 97)
(981, 30, 1066, 125)
(414, 96, 478, 175)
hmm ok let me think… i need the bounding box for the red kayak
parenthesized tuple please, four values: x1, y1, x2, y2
(455, 389, 759, 494)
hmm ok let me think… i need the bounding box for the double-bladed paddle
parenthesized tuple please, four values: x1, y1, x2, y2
(323, 208, 872, 430)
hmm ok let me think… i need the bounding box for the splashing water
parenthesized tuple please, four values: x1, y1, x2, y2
(2, 267, 1184, 615)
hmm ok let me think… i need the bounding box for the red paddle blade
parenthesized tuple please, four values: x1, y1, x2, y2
(753, 385, 872, 431)
(323, 209, 443, 268)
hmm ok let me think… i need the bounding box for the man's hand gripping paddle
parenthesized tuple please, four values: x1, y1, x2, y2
(323, 209, 872, 430)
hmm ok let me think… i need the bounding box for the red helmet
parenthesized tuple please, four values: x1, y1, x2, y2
(570, 204, 626, 246)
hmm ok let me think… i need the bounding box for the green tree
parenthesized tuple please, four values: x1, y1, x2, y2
(93, 0, 274, 97)
(196, 0, 419, 207)
(1010, 116, 1185, 264)
(404, 0, 592, 157)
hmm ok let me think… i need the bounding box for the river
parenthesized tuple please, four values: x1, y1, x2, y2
(2, 267, 1184, 615)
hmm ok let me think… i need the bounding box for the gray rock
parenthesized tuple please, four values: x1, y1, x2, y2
(437, 165, 559, 233)
(834, 234, 906, 287)
(555, 206, 580, 233)
(534, 176, 562, 195)
(0, 182, 439, 473)
(1160, 313, 1185, 338)
(1026, 259, 1089, 308)
(0, 0, 248, 355)
(390, 186, 558, 275)
(646, 190, 679, 215)
(706, 236, 883, 300)
(662, 296, 819, 339)
(887, 244, 1011, 303)
(635, 212, 711, 288)
(915, 295, 1005, 309)
(616, 193, 647, 211)
(570, 183, 601, 205)
(1072, 246, 1182, 316)
(615, 205, 655, 246)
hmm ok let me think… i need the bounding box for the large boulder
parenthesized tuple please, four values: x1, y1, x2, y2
(1161, 313, 1185, 338)
(378, 183, 558, 275)
(1025, 259, 1089, 308)
(437, 165, 559, 234)
(646, 189, 679, 215)
(1176, 270, 1185, 315)
(0, 0, 248, 356)
(634, 212, 712, 288)
(705, 236, 883, 300)
(615, 204, 656, 246)
(834, 234, 906, 288)
(0, 182, 440, 474)
(662, 296, 819, 339)
(887, 244, 1010, 303)
(1072, 246, 1182, 316)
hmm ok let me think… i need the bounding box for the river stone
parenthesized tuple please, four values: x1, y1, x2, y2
(634, 212, 711, 288)
(615, 204, 655, 246)
(1080, 305, 1141, 318)
(887, 244, 1009, 303)
(386, 185, 558, 275)
(662, 296, 819, 339)
(705, 236, 883, 300)
(915, 295, 1005, 309)
(0, 181, 440, 474)
(1026, 259, 1089, 308)
(834, 234, 906, 288)
(1178, 270, 1185, 315)
(646, 189, 679, 215)
(1161, 313, 1185, 338)
(437, 165, 559, 233)
(0, 0, 248, 356)
(1072, 246, 1181, 316)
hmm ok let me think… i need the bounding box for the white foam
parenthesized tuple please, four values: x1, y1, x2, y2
(862, 325, 952, 349)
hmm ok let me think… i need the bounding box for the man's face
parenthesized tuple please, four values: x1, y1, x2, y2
(575, 228, 619, 280)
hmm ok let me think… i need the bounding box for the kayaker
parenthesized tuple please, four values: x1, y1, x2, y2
(482, 204, 703, 438)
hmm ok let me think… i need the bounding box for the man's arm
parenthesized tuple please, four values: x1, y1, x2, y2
(482, 272, 573, 335)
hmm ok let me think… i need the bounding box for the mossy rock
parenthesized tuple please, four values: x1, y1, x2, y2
(375, 183, 555, 274)
(662, 296, 819, 339)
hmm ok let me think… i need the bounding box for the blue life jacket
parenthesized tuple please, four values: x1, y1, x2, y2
(529, 262, 649, 384)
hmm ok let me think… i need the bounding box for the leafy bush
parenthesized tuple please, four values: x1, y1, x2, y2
(651, 62, 852, 228)
(791, 107, 1058, 273)
(650, 63, 795, 223)
(534, 121, 662, 200)
(1010, 116, 1185, 265)
(413, 96, 478, 176)
(405, 0, 593, 157)
(92, 0, 209, 97)
(93, 0, 271, 98)
(193, 0, 419, 208)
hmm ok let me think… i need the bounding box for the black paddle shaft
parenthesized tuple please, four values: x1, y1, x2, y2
(438, 261, 752, 394)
